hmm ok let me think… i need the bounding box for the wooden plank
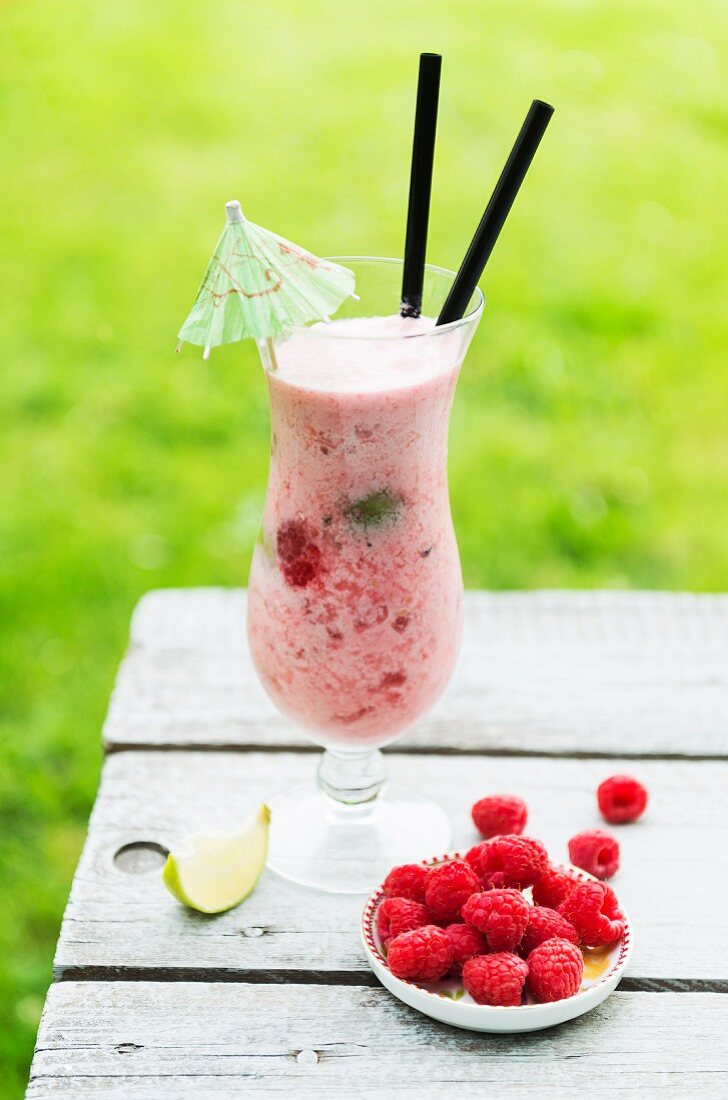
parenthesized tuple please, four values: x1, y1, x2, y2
(54, 750, 728, 982)
(102, 588, 728, 756)
(27, 983, 728, 1098)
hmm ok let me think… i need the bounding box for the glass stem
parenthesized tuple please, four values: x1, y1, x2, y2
(317, 748, 387, 818)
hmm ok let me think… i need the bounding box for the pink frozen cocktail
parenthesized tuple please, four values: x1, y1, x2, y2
(248, 314, 464, 748)
(247, 258, 483, 892)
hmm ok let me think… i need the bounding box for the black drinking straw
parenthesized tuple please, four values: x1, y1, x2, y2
(400, 53, 442, 318)
(436, 98, 554, 326)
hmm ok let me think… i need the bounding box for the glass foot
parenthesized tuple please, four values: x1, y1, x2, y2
(266, 780, 452, 894)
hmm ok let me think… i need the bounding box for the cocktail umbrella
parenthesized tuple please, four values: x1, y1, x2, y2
(177, 200, 356, 365)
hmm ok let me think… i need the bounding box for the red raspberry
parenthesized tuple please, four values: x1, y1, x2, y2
(386, 925, 453, 982)
(521, 906, 579, 956)
(527, 938, 584, 1003)
(377, 897, 433, 947)
(424, 860, 481, 923)
(558, 880, 625, 947)
(465, 834, 548, 890)
(568, 829, 620, 880)
(598, 774, 648, 824)
(464, 842, 488, 877)
(443, 923, 489, 976)
(461, 888, 530, 952)
(532, 863, 580, 909)
(471, 795, 527, 839)
(462, 952, 528, 1006)
(276, 520, 321, 587)
(382, 863, 428, 903)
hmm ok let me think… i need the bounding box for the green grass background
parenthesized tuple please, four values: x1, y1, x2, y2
(1, 0, 726, 1091)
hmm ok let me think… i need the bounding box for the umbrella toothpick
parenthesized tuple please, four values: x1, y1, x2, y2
(225, 200, 244, 224)
(177, 200, 355, 362)
(266, 338, 279, 372)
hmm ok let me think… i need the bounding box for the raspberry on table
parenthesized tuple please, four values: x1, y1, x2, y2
(382, 863, 428, 903)
(521, 906, 579, 956)
(598, 774, 648, 824)
(465, 834, 548, 890)
(527, 938, 584, 1003)
(386, 925, 453, 982)
(532, 863, 581, 909)
(377, 897, 433, 947)
(568, 829, 620, 880)
(558, 880, 625, 947)
(471, 794, 527, 839)
(424, 860, 481, 923)
(462, 952, 529, 1006)
(461, 888, 530, 952)
(443, 923, 489, 976)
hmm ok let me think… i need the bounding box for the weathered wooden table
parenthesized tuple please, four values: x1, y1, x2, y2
(27, 589, 728, 1098)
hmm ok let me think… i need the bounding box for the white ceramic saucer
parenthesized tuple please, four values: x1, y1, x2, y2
(361, 854, 633, 1033)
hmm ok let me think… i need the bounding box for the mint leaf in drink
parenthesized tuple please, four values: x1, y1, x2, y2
(344, 489, 402, 529)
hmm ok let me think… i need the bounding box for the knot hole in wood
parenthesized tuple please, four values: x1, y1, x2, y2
(113, 841, 169, 874)
(295, 1049, 319, 1065)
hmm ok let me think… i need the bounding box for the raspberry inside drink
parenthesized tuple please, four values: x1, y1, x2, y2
(248, 313, 467, 748)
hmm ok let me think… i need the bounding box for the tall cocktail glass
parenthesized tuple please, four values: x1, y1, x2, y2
(248, 258, 483, 892)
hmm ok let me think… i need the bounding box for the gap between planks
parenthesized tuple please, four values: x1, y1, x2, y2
(104, 743, 728, 762)
(53, 967, 728, 994)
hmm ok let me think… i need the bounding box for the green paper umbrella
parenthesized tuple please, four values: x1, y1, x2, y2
(177, 200, 356, 361)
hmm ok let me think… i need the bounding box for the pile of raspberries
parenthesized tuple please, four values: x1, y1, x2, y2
(377, 774, 646, 1007)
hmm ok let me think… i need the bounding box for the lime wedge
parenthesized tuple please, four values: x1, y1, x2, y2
(162, 804, 270, 914)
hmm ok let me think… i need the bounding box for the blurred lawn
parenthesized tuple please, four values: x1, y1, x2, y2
(1, 0, 726, 1091)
